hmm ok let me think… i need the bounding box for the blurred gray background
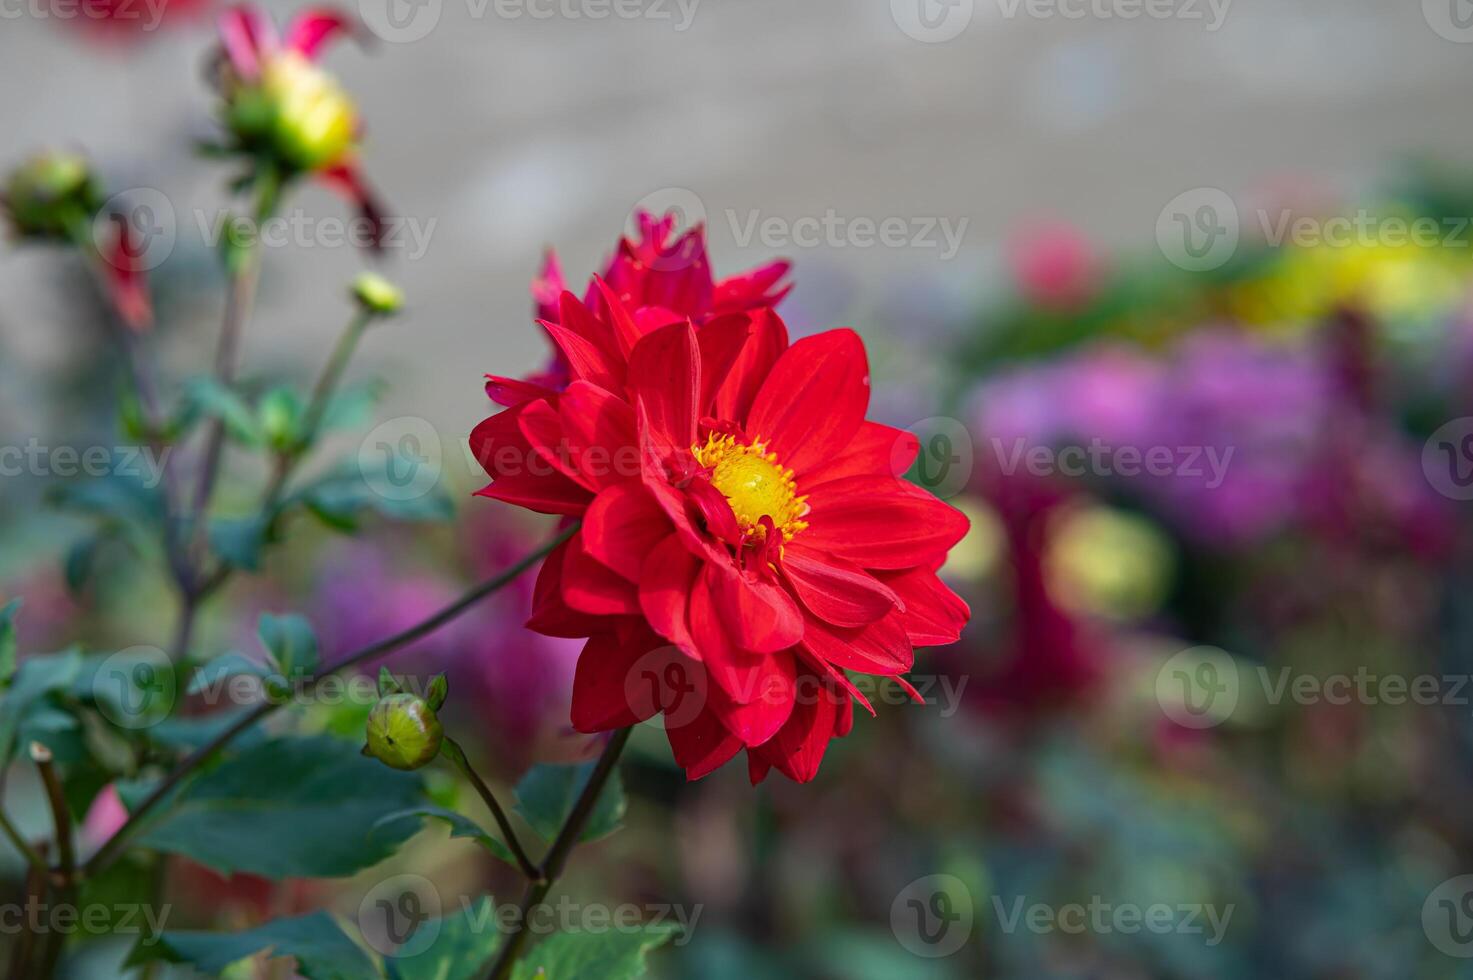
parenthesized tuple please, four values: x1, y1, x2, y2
(3, 0, 1472, 459)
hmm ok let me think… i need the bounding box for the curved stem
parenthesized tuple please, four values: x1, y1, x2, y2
(82, 524, 577, 880)
(441, 737, 542, 882)
(0, 801, 47, 877)
(485, 727, 633, 980)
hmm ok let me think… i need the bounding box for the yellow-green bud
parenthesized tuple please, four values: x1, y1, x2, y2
(261, 53, 357, 172)
(3, 152, 103, 240)
(364, 691, 444, 771)
(352, 272, 404, 316)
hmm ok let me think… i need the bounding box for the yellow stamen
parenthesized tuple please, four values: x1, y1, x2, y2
(692, 434, 809, 542)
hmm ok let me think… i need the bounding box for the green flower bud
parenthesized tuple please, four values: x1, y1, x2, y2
(258, 387, 302, 452)
(2, 152, 103, 240)
(352, 272, 404, 316)
(364, 691, 444, 771)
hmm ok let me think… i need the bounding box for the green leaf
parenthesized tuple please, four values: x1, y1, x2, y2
(144, 708, 267, 752)
(514, 762, 626, 844)
(376, 806, 517, 866)
(127, 911, 378, 980)
(297, 466, 454, 533)
(0, 648, 83, 764)
(0, 598, 20, 685)
(183, 377, 263, 446)
(136, 734, 425, 879)
(211, 514, 270, 572)
(186, 651, 273, 695)
(63, 537, 101, 595)
(47, 470, 163, 528)
(258, 613, 319, 678)
(387, 897, 501, 980)
(510, 924, 681, 980)
(319, 380, 386, 434)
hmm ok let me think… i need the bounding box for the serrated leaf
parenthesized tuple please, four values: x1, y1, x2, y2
(136, 734, 424, 879)
(0, 598, 20, 685)
(127, 911, 377, 980)
(510, 923, 681, 980)
(376, 806, 517, 866)
(258, 613, 319, 678)
(514, 762, 626, 844)
(183, 377, 263, 446)
(0, 648, 84, 764)
(387, 897, 501, 980)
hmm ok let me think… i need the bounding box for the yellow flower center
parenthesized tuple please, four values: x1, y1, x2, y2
(693, 434, 808, 541)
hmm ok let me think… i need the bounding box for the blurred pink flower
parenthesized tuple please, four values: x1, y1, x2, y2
(82, 784, 128, 848)
(1008, 222, 1104, 311)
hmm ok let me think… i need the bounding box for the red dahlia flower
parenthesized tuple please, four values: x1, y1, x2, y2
(496, 211, 791, 404)
(471, 291, 971, 783)
(213, 5, 387, 247)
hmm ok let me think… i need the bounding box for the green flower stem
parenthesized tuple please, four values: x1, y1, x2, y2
(81, 524, 578, 881)
(193, 304, 376, 602)
(485, 726, 634, 980)
(441, 737, 543, 882)
(0, 801, 46, 877)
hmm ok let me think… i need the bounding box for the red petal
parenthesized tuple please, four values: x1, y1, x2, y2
(526, 540, 602, 638)
(781, 543, 901, 628)
(696, 313, 753, 414)
(881, 567, 971, 646)
(590, 276, 644, 358)
(800, 475, 970, 570)
(561, 533, 640, 616)
(217, 4, 277, 80)
(706, 651, 797, 746)
(532, 250, 564, 322)
(665, 704, 742, 780)
(583, 484, 670, 582)
(801, 612, 914, 676)
(745, 329, 869, 477)
(713, 308, 788, 423)
(317, 164, 387, 249)
(470, 408, 592, 516)
(283, 7, 355, 59)
(540, 320, 622, 393)
(639, 534, 700, 654)
(628, 321, 700, 453)
(713, 260, 791, 315)
(751, 671, 844, 783)
(704, 561, 803, 654)
(518, 398, 593, 491)
(485, 375, 557, 408)
(799, 421, 918, 487)
(556, 380, 638, 491)
(570, 633, 650, 731)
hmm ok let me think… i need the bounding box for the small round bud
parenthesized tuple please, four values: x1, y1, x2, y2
(364, 692, 443, 771)
(3, 152, 103, 240)
(352, 272, 404, 316)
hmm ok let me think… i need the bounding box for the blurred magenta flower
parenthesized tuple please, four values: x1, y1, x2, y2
(1007, 221, 1105, 311)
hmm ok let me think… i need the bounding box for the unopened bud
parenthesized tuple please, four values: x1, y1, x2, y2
(363, 683, 445, 771)
(2, 152, 103, 240)
(352, 272, 403, 316)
